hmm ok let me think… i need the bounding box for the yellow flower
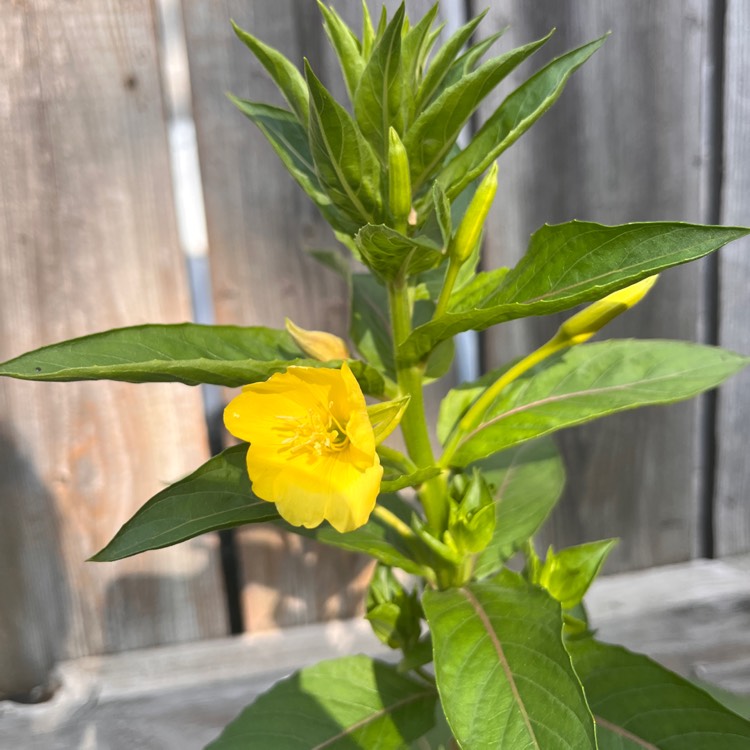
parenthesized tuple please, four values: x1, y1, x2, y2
(223, 363, 383, 533)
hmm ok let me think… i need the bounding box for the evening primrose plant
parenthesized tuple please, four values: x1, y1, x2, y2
(3, 3, 750, 748)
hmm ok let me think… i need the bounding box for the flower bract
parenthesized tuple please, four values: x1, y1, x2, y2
(224, 363, 382, 533)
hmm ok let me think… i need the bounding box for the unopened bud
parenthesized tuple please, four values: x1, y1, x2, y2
(555, 275, 658, 346)
(388, 127, 412, 224)
(450, 162, 498, 264)
(285, 318, 350, 361)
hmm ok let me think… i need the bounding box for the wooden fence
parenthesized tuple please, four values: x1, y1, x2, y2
(1, 0, 748, 699)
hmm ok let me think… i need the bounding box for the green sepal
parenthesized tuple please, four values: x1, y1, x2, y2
(0, 322, 385, 394)
(368, 395, 410, 443)
(537, 539, 618, 609)
(380, 466, 441, 493)
(447, 469, 496, 554)
(206, 655, 437, 750)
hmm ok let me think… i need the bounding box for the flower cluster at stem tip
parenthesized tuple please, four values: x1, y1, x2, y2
(223, 363, 382, 533)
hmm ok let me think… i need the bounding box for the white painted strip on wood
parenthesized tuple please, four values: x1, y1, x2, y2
(0, 0, 226, 697)
(715, 0, 750, 556)
(476, 0, 716, 571)
(3, 557, 748, 749)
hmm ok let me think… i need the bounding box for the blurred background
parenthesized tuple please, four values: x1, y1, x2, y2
(1, 0, 748, 709)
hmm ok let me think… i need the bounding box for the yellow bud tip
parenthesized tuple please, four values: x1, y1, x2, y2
(557, 274, 659, 345)
(285, 318, 350, 361)
(450, 162, 499, 264)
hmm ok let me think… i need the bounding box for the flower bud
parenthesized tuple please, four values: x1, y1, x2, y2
(285, 318, 350, 361)
(388, 127, 412, 224)
(554, 275, 658, 346)
(449, 162, 498, 264)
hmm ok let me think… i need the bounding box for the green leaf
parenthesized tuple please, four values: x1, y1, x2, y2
(472, 437, 566, 578)
(439, 28, 508, 94)
(432, 182, 452, 247)
(449, 339, 748, 467)
(405, 32, 552, 190)
(381, 466, 441, 493)
(351, 273, 395, 380)
(305, 60, 383, 228)
(281, 495, 428, 577)
(230, 21, 309, 124)
(416, 10, 488, 111)
(91, 446, 277, 561)
(316, 2, 364, 103)
(206, 655, 437, 749)
(568, 638, 750, 749)
(228, 98, 355, 233)
(356, 224, 444, 281)
(423, 572, 597, 749)
(439, 35, 608, 200)
(539, 539, 617, 610)
(400, 221, 750, 363)
(354, 4, 405, 158)
(400, 3, 439, 125)
(0, 323, 385, 394)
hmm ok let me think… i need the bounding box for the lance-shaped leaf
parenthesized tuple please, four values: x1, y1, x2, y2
(416, 10, 488, 110)
(91, 446, 278, 561)
(400, 3, 439, 125)
(568, 638, 750, 749)
(472, 438, 566, 578)
(305, 60, 383, 227)
(356, 224, 444, 281)
(423, 572, 597, 749)
(399, 221, 750, 363)
(438, 35, 607, 201)
(438, 28, 508, 94)
(446, 340, 749, 467)
(280, 494, 429, 578)
(231, 21, 309, 124)
(538, 539, 617, 610)
(354, 4, 405, 157)
(404, 32, 552, 190)
(228, 98, 355, 233)
(316, 2, 364, 103)
(206, 656, 437, 750)
(0, 323, 385, 394)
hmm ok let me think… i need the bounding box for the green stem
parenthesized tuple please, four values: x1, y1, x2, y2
(387, 277, 448, 532)
(434, 257, 461, 319)
(440, 337, 568, 467)
(373, 505, 417, 542)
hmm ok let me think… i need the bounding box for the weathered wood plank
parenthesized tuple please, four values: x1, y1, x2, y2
(0, 1, 226, 697)
(476, 1, 716, 571)
(183, 1, 445, 631)
(715, 0, 750, 556)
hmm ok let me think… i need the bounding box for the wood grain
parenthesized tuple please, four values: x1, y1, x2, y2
(715, 0, 750, 556)
(0, 0, 225, 697)
(475, 0, 717, 571)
